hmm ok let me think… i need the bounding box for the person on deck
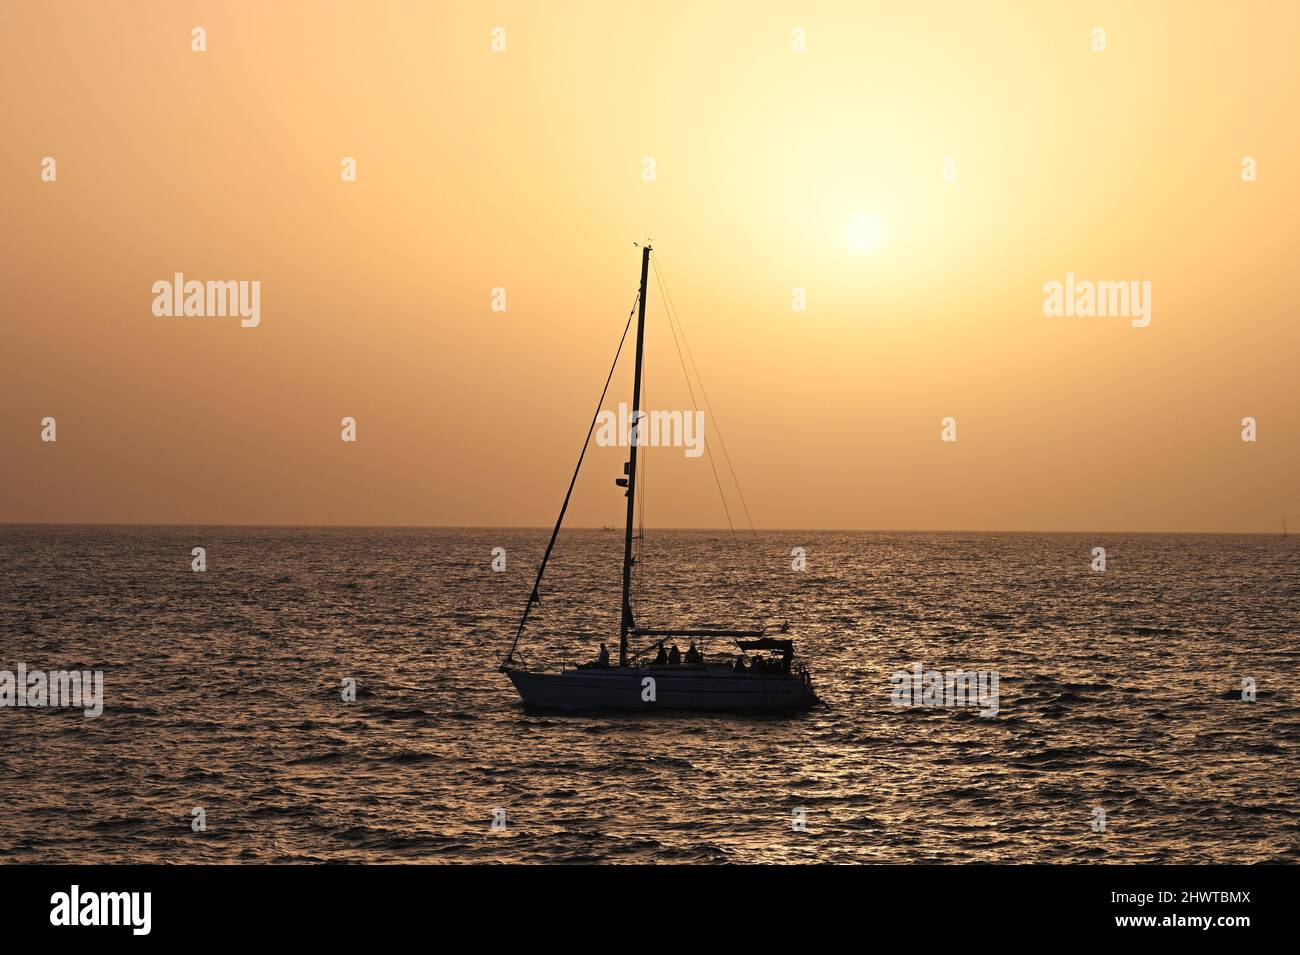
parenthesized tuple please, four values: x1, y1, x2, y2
(654, 645, 668, 665)
(732, 655, 746, 674)
(668, 644, 681, 665)
(596, 642, 609, 668)
(685, 642, 701, 664)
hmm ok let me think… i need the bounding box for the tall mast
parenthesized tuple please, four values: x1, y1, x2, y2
(619, 244, 652, 666)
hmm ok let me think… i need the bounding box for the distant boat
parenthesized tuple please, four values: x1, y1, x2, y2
(500, 245, 820, 711)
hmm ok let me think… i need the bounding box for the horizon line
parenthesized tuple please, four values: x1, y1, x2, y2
(0, 520, 1290, 536)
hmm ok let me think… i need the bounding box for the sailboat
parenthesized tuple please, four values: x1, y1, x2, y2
(500, 244, 820, 711)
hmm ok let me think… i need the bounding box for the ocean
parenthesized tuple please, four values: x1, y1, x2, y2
(1, 525, 1296, 863)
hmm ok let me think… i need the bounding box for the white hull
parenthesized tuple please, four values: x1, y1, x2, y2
(504, 665, 820, 711)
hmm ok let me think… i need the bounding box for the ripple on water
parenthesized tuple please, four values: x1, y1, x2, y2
(1, 526, 1296, 862)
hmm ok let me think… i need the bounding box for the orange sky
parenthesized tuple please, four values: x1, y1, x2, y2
(2, 1, 1296, 532)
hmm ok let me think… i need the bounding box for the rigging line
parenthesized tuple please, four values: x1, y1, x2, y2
(654, 255, 791, 629)
(634, 336, 647, 601)
(653, 254, 761, 544)
(652, 263, 739, 547)
(504, 292, 640, 665)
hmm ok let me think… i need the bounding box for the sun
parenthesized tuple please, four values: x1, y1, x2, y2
(844, 213, 885, 252)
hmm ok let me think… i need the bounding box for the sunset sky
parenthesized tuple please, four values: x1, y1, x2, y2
(3, 1, 1296, 532)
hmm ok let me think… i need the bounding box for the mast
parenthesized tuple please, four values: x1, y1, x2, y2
(619, 244, 652, 666)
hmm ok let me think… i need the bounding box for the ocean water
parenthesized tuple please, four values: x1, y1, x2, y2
(1, 525, 1296, 864)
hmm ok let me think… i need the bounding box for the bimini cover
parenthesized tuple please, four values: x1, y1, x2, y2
(736, 638, 794, 652)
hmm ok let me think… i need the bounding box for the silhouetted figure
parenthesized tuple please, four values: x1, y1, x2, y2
(732, 656, 746, 674)
(597, 642, 609, 668)
(685, 641, 701, 664)
(654, 645, 668, 665)
(668, 644, 681, 665)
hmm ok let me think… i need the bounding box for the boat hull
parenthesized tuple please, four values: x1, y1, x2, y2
(503, 665, 820, 712)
